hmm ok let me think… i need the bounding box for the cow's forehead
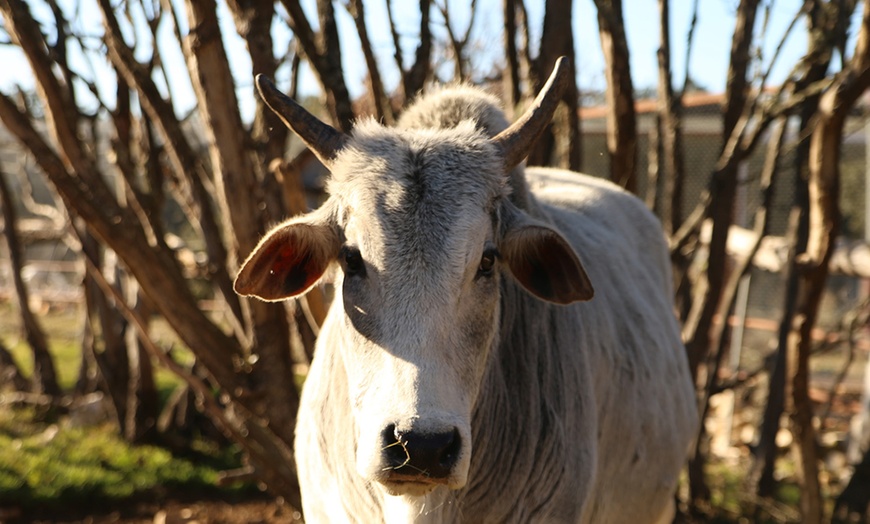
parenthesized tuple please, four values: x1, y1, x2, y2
(327, 120, 507, 256)
(329, 120, 506, 200)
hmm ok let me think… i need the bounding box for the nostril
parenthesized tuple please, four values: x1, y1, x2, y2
(380, 426, 462, 479)
(439, 428, 461, 468)
(381, 424, 409, 468)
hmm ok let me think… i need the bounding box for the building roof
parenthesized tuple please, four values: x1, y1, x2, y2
(579, 90, 724, 120)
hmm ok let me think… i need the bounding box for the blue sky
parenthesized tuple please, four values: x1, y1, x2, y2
(291, 0, 816, 98)
(0, 0, 851, 123)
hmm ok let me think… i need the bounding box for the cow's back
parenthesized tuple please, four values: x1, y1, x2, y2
(526, 166, 698, 523)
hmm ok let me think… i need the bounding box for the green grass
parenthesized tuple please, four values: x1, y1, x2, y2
(1, 302, 82, 390)
(700, 458, 807, 523)
(0, 302, 257, 512)
(0, 407, 255, 511)
(1, 301, 188, 397)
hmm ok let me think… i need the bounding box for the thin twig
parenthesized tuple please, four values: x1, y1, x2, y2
(344, 0, 394, 123)
(818, 297, 870, 431)
(681, 0, 699, 93)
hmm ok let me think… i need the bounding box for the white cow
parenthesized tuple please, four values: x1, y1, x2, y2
(235, 58, 698, 523)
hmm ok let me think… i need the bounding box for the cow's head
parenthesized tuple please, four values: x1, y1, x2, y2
(235, 58, 593, 497)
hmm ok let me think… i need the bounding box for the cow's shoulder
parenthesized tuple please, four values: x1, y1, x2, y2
(525, 167, 668, 272)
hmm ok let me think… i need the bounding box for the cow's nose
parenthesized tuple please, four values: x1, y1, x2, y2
(382, 424, 461, 479)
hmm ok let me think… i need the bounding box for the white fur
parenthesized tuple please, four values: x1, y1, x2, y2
(249, 87, 698, 523)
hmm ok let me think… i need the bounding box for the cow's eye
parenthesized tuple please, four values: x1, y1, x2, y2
(342, 246, 365, 276)
(477, 248, 498, 277)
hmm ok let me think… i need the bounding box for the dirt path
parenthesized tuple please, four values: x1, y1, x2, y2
(2, 496, 303, 524)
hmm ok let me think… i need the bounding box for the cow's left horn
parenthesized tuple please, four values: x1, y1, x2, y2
(492, 56, 571, 171)
(256, 74, 348, 168)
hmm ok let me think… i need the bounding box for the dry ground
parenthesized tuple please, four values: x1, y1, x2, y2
(1, 496, 303, 524)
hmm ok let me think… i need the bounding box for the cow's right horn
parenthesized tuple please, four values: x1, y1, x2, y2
(492, 56, 571, 171)
(256, 74, 348, 168)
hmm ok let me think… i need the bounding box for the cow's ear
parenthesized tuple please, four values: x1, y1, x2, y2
(499, 206, 593, 305)
(235, 206, 340, 302)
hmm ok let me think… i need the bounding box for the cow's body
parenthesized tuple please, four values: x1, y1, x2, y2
(237, 61, 697, 524)
(295, 163, 696, 523)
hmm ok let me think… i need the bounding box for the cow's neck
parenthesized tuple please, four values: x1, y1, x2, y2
(450, 276, 573, 521)
(352, 280, 571, 523)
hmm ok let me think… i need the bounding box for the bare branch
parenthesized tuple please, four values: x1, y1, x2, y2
(681, 0, 699, 93)
(13, 155, 65, 226)
(502, 0, 522, 111)
(386, 0, 432, 102)
(436, 0, 477, 81)
(386, 0, 405, 82)
(79, 250, 302, 511)
(345, 0, 394, 124)
(657, 0, 686, 234)
(699, 116, 788, 448)
(783, 1, 870, 518)
(281, 0, 355, 130)
(1, 0, 91, 175)
(97, 0, 242, 325)
(0, 89, 243, 389)
(183, 0, 302, 451)
(591, 0, 637, 191)
(0, 169, 60, 396)
(516, 0, 532, 81)
(406, 0, 432, 100)
(224, 0, 289, 224)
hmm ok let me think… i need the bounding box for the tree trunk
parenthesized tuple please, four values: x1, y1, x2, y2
(502, 0, 522, 114)
(787, 4, 870, 519)
(690, 116, 785, 511)
(75, 296, 100, 396)
(0, 0, 306, 507)
(225, 0, 289, 223)
(752, 209, 801, 499)
(683, 0, 760, 507)
(646, 114, 661, 213)
(402, 0, 433, 103)
(592, 0, 636, 191)
(281, 0, 356, 130)
(123, 280, 159, 444)
(183, 0, 300, 448)
(656, 0, 686, 235)
(835, 426, 870, 521)
(345, 0, 394, 125)
(101, 0, 244, 329)
(78, 228, 132, 435)
(684, 0, 759, 380)
(0, 170, 60, 397)
(527, 0, 581, 170)
(0, 338, 28, 392)
(753, 1, 828, 496)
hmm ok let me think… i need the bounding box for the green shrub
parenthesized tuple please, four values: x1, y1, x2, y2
(0, 408, 254, 511)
